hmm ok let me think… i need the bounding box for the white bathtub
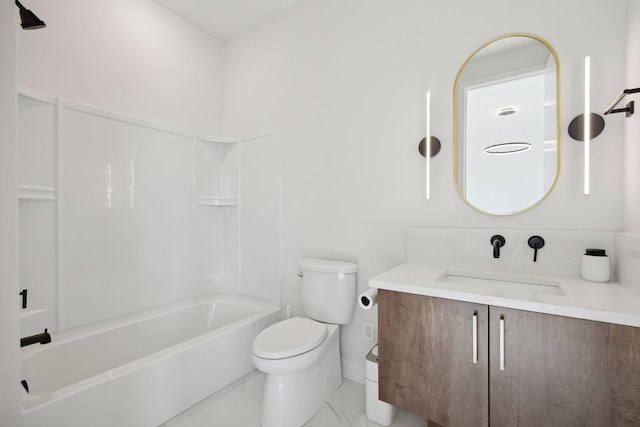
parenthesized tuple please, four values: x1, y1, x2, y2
(19, 294, 280, 427)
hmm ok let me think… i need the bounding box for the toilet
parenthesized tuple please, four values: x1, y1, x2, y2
(252, 258, 357, 427)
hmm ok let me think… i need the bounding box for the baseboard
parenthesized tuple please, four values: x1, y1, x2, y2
(342, 359, 365, 384)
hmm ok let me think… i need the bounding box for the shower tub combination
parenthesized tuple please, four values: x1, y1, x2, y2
(19, 294, 280, 427)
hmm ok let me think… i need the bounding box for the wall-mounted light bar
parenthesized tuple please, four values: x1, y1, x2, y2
(418, 91, 441, 198)
(584, 56, 591, 195)
(426, 90, 431, 200)
(567, 56, 605, 194)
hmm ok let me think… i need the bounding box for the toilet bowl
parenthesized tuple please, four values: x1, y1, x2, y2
(251, 258, 357, 427)
(252, 317, 341, 427)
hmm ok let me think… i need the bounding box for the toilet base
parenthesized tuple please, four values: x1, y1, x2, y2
(260, 335, 342, 427)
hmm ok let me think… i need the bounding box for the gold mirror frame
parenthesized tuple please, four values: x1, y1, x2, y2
(453, 33, 561, 215)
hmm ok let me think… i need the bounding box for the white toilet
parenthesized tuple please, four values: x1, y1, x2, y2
(252, 258, 357, 427)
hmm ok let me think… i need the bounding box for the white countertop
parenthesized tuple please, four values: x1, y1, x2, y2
(369, 262, 640, 328)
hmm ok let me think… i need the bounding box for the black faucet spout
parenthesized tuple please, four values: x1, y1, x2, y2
(491, 235, 506, 259)
(20, 329, 51, 347)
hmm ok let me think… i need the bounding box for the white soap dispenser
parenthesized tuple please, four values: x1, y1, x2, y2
(581, 248, 611, 283)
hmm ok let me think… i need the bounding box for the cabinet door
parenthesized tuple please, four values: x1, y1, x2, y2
(378, 290, 489, 427)
(489, 307, 640, 426)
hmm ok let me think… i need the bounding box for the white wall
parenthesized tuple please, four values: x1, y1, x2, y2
(19, 0, 224, 136)
(623, 1, 640, 233)
(0, 2, 20, 424)
(223, 0, 628, 378)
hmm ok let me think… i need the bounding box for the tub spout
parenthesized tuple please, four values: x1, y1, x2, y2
(491, 235, 505, 259)
(20, 328, 51, 347)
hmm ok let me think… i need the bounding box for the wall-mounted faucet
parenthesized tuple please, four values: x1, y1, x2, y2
(20, 329, 51, 347)
(528, 235, 545, 262)
(491, 235, 505, 258)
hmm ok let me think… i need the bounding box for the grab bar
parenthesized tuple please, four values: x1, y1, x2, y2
(604, 87, 640, 117)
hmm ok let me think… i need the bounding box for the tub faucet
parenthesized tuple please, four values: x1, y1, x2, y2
(491, 235, 505, 259)
(20, 328, 51, 347)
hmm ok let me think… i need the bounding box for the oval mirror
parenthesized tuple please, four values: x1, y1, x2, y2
(453, 34, 560, 215)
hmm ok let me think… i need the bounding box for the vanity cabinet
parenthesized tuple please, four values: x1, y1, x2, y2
(378, 289, 640, 427)
(378, 289, 489, 426)
(489, 307, 640, 426)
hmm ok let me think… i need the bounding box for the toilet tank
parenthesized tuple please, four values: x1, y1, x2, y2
(298, 258, 358, 324)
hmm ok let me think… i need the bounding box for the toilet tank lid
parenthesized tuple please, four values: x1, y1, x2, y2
(298, 258, 358, 274)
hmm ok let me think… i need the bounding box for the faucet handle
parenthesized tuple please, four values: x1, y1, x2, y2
(491, 235, 505, 246)
(528, 235, 545, 262)
(19, 289, 27, 309)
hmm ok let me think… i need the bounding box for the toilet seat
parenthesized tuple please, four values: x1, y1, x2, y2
(253, 317, 328, 360)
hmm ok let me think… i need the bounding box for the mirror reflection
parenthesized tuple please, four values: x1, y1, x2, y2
(454, 35, 559, 215)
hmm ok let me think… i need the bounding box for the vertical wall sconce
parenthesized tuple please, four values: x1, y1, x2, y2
(584, 56, 591, 195)
(426, 91, 432, 199)
(418, 91, 441, 200)
(568, 56, 605, 195)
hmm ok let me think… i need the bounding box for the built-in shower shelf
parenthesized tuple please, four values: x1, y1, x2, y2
(18, 186, 57, 201)
(197, 197, 238, 206)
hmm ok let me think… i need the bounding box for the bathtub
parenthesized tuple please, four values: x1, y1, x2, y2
(19, 294, 280, 427)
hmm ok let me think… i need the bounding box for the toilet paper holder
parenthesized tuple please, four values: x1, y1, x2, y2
(359, 288, 378, 310)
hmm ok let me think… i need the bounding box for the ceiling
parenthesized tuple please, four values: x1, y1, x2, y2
(155, 0, 305, 41)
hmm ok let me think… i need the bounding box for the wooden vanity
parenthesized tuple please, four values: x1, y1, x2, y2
(372, 263, 640, 427)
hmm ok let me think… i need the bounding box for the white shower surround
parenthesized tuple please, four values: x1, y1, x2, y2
(16, 86, 283, 425)
(17, 86, 281, 336)
(19, 294, 280, 427)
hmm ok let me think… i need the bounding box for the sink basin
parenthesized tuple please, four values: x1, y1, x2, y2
(437, 270, 565, 296)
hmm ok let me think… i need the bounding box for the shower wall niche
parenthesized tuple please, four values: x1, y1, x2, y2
(17, 86, 280, 334)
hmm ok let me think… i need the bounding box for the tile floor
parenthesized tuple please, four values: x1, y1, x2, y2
(161, 370, 425, 427)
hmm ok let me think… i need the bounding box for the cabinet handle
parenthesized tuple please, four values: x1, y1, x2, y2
(472, 311, 478, 364)
(499, 315, 505, 371)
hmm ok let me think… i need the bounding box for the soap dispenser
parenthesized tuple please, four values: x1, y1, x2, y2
(581, 249, 611, 283)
